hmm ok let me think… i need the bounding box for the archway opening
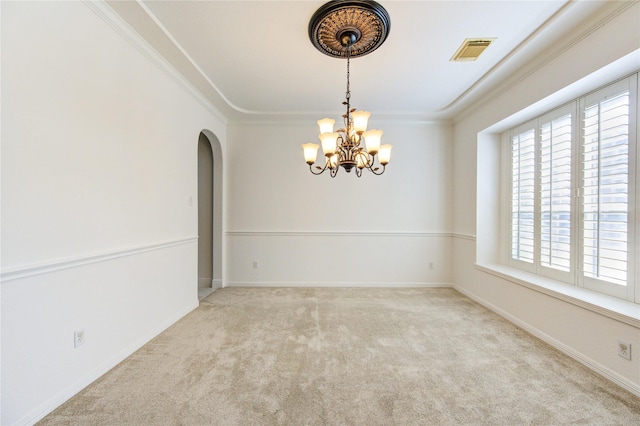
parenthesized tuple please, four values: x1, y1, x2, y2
(198, 130, 223, 299)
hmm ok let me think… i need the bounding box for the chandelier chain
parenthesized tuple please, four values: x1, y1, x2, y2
(345, 45, 351, 113)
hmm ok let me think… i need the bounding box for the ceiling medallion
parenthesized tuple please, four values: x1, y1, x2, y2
(308, 0, 391, 58)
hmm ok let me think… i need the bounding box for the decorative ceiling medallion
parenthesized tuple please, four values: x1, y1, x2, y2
(308, 0, 391, 58)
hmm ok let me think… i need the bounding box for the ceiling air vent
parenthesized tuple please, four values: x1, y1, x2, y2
(450, 38, 495, 62)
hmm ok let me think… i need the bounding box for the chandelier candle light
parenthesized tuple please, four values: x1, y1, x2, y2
(302, 0, 392, 177)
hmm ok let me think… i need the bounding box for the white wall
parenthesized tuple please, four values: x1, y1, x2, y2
(452, 1, 640, 394)
(226, 121, 453, 286)
(0, 2, 226, 424)
(3, 0, 637, 423)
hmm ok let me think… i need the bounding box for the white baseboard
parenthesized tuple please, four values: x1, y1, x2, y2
(19, 301, 199, 426)
(199, 279, 222, 289)
(224, 281, 454, 288)
(453, 285, 640, 398)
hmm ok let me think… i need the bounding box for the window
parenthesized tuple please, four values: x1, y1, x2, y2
(507, 74, 638, 302)
(540, 111, 572, 273)
(511, 127, 535, 265)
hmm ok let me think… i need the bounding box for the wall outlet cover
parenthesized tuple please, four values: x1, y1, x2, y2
(74, 329, 85, 348)
(617, 340, 631, 360)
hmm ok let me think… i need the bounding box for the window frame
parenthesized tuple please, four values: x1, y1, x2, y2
(578, 78, 637, 301)
(504, 73, 638, 304)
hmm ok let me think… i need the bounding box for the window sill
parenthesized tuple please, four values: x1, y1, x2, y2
(475, 262, 640, 328)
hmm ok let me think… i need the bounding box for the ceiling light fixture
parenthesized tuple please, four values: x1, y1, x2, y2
(302, 0, 392, 177)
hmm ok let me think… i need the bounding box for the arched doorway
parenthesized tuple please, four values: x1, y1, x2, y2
(198, 131, 223, 299)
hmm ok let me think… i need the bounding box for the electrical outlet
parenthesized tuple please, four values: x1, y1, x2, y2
(429, 261, 434, 270)
(617, 340, 631, 360)
(74, 329, 85, 348)
(252, 260, 258, 269)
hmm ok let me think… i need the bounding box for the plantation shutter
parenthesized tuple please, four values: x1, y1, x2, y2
(539, 113, 573, 272)
(511, 127, 536, 264)
(582, 89, 630, 286)
(504, 74, 637, 302)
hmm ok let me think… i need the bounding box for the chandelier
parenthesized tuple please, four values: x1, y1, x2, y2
(302, 0, 392, 178)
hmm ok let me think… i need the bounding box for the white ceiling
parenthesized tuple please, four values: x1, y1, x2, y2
(106, 0, 612, 121)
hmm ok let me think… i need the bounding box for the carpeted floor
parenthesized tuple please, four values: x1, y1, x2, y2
(40, 287, 640, 425)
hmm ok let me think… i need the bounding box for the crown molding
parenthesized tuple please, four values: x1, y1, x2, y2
(85, 0, 228, 124)
(88, 1, 636, 126)
(450, 0, 639, 122)
(229, 113, 452, 127)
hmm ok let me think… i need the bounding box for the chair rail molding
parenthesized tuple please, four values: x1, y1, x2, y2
(1, 237, 198, 283)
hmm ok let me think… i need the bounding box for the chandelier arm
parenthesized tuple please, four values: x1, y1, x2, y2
(309, 165, 326, 175)
(335, 141, 345, 166)
(355, 147, 370, 168)
(308, 159, 329, 175)
(364, 150, 374, 168)
(368, 163, 386, 175)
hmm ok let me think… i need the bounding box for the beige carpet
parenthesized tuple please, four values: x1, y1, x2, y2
(40, 287, 640, 425)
